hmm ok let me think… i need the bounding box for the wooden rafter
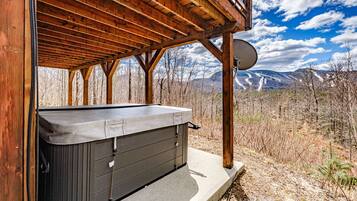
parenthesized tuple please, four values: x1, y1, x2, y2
(207, 0, 246, 29)
(112, 0, 192, 35)
(37, 19, 146, 47)
(37, 0, 173, 41)
(38, 28, 132, 51)
(74, 0, 181, 38)
(37, 2, 162, 43)
(151, 0, 211, 31)
(37, 25, 136, 49)
(73, 22, 238, 70)
(183, 0, 226, 25)
(36, 0, 251, 73)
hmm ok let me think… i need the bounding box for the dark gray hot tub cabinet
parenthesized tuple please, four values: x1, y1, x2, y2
(38, 105, 191, 201)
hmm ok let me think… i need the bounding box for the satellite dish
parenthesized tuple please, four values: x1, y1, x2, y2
(233, 39, 258, 70)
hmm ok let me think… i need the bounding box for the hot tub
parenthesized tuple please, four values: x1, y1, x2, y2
(38, 104, 191, 201)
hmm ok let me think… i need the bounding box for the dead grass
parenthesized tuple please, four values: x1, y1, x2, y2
(190, 115, 357, 200)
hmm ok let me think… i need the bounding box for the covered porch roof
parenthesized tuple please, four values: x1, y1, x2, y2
(37, 0, 252, 70)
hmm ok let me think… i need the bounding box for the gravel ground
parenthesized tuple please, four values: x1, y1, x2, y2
(188, 134, 356, 201)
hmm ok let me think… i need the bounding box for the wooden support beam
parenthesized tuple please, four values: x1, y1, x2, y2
(68, 70, 76, 106)
(222, 32, 234, 169)
(80, 66, 94, 105)
(73, 23, 238, 71)
(101, 60, 120, 104)
(245, 0, 253, 30)
(199, 38, 223, 62)
(135, 49, 166, 104)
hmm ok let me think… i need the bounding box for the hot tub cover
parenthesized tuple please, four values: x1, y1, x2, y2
(39, 105, 192, 145)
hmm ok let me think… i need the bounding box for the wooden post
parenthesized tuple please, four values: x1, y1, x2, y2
(0, 0, 32, 200)
(68, 70, 75, 106)
(144, 52, 153, 104)
(199, 36, 234, 168)
(80, 66, 93, 105)
(101, 60, 120, 104)
(135, 49, 165, 104)
(222, 32, 234, 168)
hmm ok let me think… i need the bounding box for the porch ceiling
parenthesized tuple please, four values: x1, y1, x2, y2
(37, 0, 252, 70)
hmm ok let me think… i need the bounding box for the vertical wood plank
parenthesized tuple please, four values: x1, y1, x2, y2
(0, 0, 26, 200)
(23, 0, 36, 200)
(68, 70, 75, 106)
(222, 32, 234, 169)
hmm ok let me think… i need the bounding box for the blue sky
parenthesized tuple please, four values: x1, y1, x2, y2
(179, 0, 357, 73)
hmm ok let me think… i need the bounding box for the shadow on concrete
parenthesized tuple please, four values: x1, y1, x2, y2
(124, 165, 199, 201)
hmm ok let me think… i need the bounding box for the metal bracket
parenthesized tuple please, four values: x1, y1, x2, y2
(188, 121, 201, 130)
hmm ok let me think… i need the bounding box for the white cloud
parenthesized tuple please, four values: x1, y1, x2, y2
(341, 16, 357, 30)
(331, 29, 357, 46)
(235, 19, 287, 41)
(253, 0, 323, 21)
(296, 11, 344, 30)
(254, 0, 279, 11)
(327, 0, 357, 7)
(277, 0, 324, 21)
(252, 37, 326, 71)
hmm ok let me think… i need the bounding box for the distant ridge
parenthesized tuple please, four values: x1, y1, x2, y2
(192, 69, 333, 91)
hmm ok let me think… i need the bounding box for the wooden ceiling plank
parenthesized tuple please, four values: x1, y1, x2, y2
(39, 61, 81, 67)
(39, 52, 96, 61)
(39, 58, 88, 65)
(112, 0, 191, 35)
(38, 36, 119, 55)
(38, 0, 169, 42)
(74, 0, 177, 39)
(37, 23, 136, 49)
(37, 18, 146, 47)
(207, 0, 246, 29)
(38, 29, 129, 52)
(151, 0, 212, 31)
(185, 0, 226, 25)
(38, 63, 72, 69)
(38, 43, 107, 57)
(38, 49, 100, 60)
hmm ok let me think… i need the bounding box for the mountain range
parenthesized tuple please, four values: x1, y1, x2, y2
(192, 69, 330, 91)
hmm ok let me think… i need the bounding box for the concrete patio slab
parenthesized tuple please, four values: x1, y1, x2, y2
(123, 148, 244, 201)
